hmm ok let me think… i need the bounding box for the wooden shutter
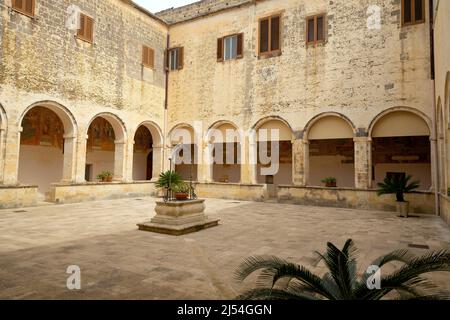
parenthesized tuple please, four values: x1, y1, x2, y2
(164, 49, 169, 70)
(270, 16, 280, 51)
(217, 38, 224, 62)
(178, 47, 184, 70)
(148, 48, 154, 69)
(236, 33, 244, 58)
(142, 46, 154, 69)
(259, 18, 269, 54)
(13, 0, 34, 17)
(77, 13, 94, 43)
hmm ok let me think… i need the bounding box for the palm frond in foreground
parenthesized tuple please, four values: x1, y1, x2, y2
(234, 239, 450, 300)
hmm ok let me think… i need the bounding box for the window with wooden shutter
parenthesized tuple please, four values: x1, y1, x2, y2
(402, 0, 425, 26)
(142, 45, 154, 69)
(168, 47, 184, 71)
(12, 0, 35, 17)
(258, 14, 282, 56)
(77, 13, 94, 44)
(217, 33, 244, 62)
(306, 14, 326, 46)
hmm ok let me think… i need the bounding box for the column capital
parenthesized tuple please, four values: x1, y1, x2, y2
(63, 134, 77, 139)
(353, 136, 372, 143)
(114, 139, 127, 145)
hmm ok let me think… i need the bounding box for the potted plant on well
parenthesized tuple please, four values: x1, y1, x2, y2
(321, 177, 337, 188)
(97, 170, 113, 182)
(155, 170, 183, 200)
(172, 182, 190, 201)
(377, 174, 420, 217)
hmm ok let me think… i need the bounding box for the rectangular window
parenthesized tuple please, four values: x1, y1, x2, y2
(402, 0, 425, 25)
(306, 14, 326, 46)
(142, 45, 154, 69)
(77, 13, 94, 43)
(259, 14, 281, 56)
(12, 0, 35, 17)
(167, 47, 184, 71)
(217, 34, 243, 61)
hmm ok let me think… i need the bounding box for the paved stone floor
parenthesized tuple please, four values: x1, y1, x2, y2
(1, 197, 450, 300)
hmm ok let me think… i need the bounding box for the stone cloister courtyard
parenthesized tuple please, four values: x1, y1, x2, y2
(0, 197, 450, 300)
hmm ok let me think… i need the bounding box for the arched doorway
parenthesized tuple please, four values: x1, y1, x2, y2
(254, 118, 293, 197)
(18, 104, 76, 198)
(133, 126, 154, 181)
(306, 115, 355, 188)
(208, 122, 241, 183)
(370, 110, 431, 190)
(169, 124, 198, 181)
(85, 114, 126, 182)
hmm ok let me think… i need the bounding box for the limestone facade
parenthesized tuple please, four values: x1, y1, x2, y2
(0, 0, 447, 220)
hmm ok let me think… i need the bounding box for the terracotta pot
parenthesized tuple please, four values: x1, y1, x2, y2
(106, 176, 113, 182)
(175, 192, 189, 201)
(325, 181, 337, 188)
(397, 201, 410, 217)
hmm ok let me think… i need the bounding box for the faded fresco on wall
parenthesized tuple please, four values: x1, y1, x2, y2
(21, 107, 64, 149)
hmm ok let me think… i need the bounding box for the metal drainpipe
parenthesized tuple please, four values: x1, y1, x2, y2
(163, 33, 170, 172)
(429, 0, 440, 216)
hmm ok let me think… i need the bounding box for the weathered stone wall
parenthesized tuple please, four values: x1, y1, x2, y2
(434, 0, 450, 225)
(166, 0, 433, 134)
(156, 0, 250, 24)
(0, 0, 168, 187)
(278, 186, 435, 215)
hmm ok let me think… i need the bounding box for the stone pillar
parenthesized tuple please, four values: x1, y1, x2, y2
(354, 137, 371, 189)
(61, 134, 77, 183)
(0, 127, 5, 184)
(123, 139, 134, 182)
(240, 135, 257, 185)
(430, 136, 438, 192)
(2, 126, 21, 185)
(198, 141, 212, 183)
(74, 134, 88, 183)
(113, 140, 127, 181)
(152, 145, 164, 180)
(292, 139, 308, 186)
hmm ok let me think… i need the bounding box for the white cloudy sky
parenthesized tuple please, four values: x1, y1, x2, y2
(133, 0, 197, 13)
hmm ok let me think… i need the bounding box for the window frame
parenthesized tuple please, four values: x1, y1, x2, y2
(12, 0, 35, 18)
(217, 33, 244, 62)
(306, 13, 327, 47)
(401, 0, 426, 26)
(258, 13, 282, 58)
(142, 45, 155, 69)
(77, 13, 94, 44)
(167, 47, 184, 71)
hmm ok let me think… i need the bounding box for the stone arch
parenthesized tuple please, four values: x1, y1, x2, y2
(252, 116, 294, 191)
(304, 113, 356, 188)
(168, 123, 198, 181)
(86, 112, 127, 141)
(18, 100, 78, 136)
(17, 101, 78, 196)
(206, 120, 242, 184)
(0, 103, 7, 131)
(84, 112, 128, 182)
(303, 112, 357, 140)
(132, 121, 164, 181)
(368, 107, 432, 138)
(369, 107, 432, 190)
(445, 72, 450, 126)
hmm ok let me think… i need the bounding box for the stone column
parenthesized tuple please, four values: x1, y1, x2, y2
(74, 134, 88, 183)
(113, 140, 127, 182)
(354, 137, 371, 189)
(198, 141, 213, 183)
(292, 139, 308, 186)
(123, 139, 134, 182)
(430, 136, 438, 192)
(2, 126, 21, 185)
(61, 134, 77, 183)
(0, 127, 5, 184)
(240, 135, 257, 185)
(152, 145, 164, 180)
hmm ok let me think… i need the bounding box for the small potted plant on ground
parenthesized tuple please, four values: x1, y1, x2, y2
(377, 174, 420, 217)
(321, 177, 337, 188)
(97, 170, 113, 182)
(172, 182, 190, 201)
